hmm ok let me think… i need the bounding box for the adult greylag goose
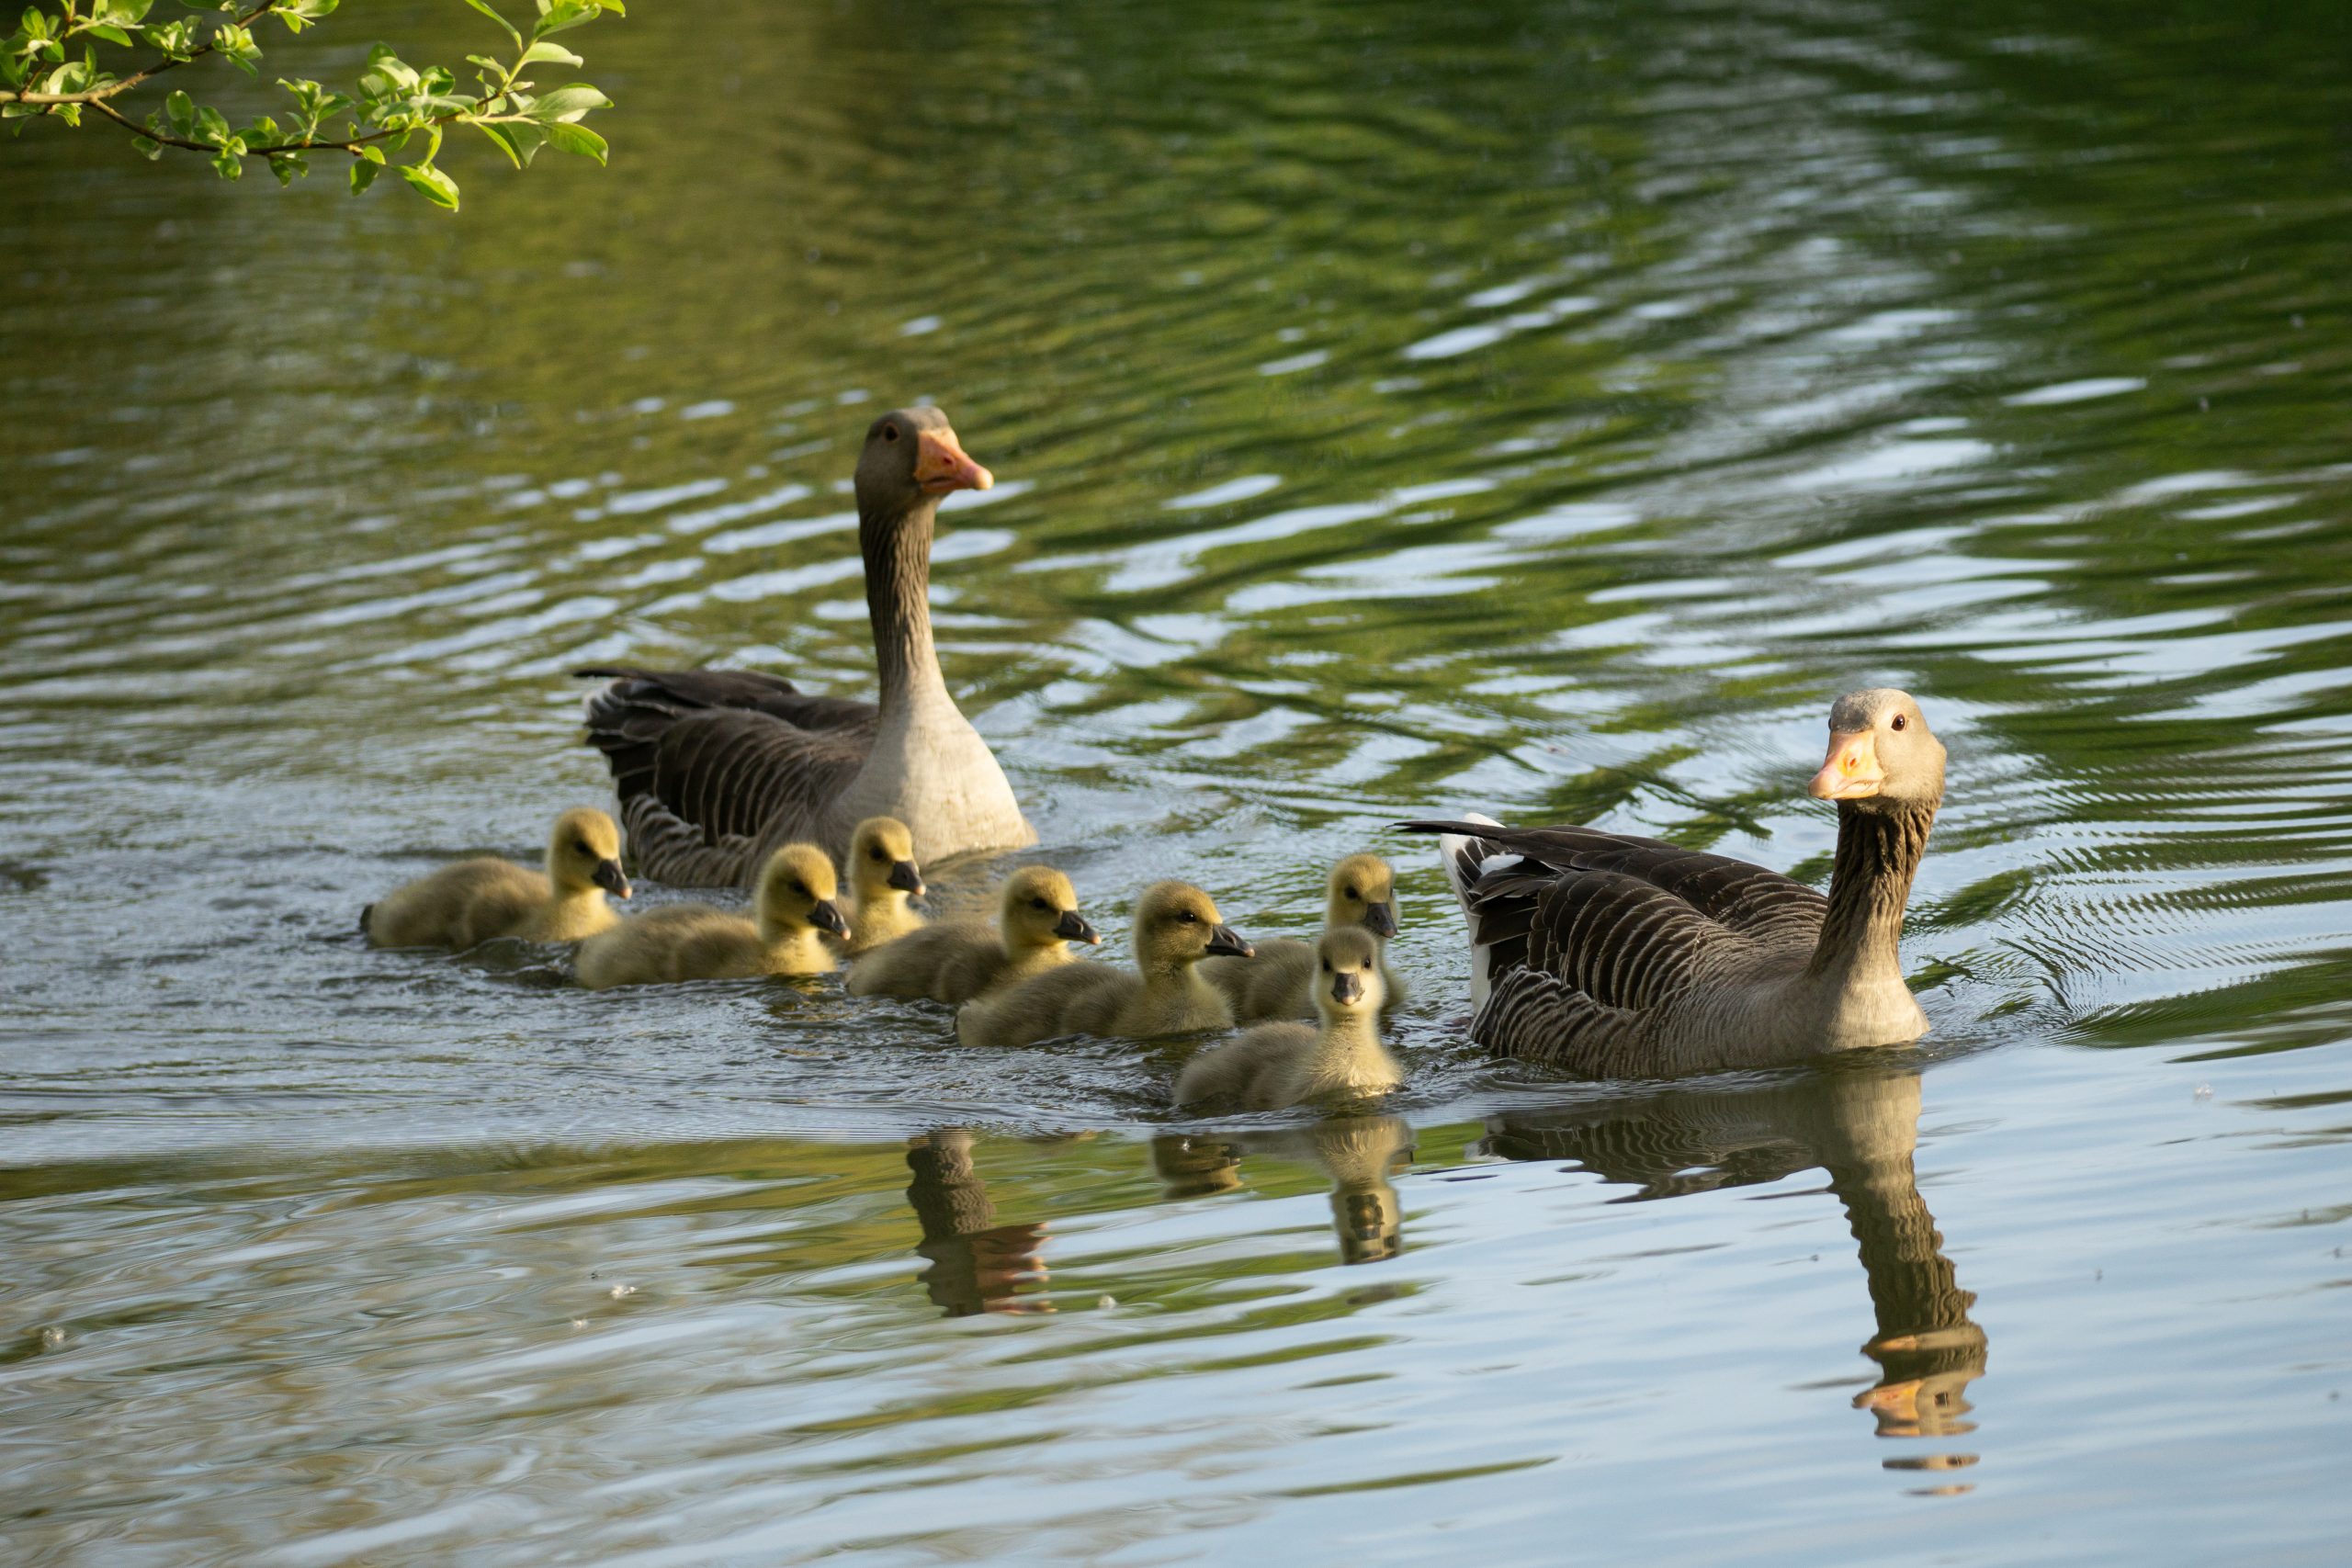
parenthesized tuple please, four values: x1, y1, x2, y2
(573, 843, 848, 988)
(1176, 928, 1401, 1108)
(363, 807, 629, 949)
(955, 881, 1251, 1048)
(839, 816, 927, 954)
(847, 864, 1100, 1005)
(1200, 852, 1403, 1021)
(1402, 688, 1943, 1077)
(577, 407, 1035, 886)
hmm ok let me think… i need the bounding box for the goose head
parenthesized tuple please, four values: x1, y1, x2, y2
(547, 807, 629, 900)
(849, 816, 925, 902)
(1314, 926, 1386, 1019)
(1807, 689, 1946, 812)
(1325, 852, 1399, 939)
(855, 405, 992, 516)
(757, 843, 850, 941)
(1000, 865, 1099, 953)
(1132, 881, 1252, 971)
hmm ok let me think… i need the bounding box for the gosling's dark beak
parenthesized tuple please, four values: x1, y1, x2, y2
(1206, 923, 1253, 959)
(593, 859, 632, 899)
(888, 859, 925, 896)
(810, 899, 850, 937)
(1331, 970, 1365, 1005)
(1364, 900, 1398, 938)
(1054, 910, 1101, 945)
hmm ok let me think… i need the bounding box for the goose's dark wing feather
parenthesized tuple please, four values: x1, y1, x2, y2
(1400, 819, 1830, 1071)
(580, 667, 879, 886)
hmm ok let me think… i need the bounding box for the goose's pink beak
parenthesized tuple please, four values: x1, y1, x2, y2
(1809, 728, 1885, 800)
(914, 429, 993, 494)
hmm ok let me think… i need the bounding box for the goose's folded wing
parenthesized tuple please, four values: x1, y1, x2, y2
(579, 667, 880, 885)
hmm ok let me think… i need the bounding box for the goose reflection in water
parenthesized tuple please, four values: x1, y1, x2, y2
(1152, 1115, 1417, 1267)
(1481, 1060, 1986, 1468)
(903, 1128, 1053, 1316)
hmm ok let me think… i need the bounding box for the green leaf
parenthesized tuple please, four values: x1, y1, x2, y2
(530, 0, 601, 39)
(463, 0, 519, 48)
(349, 155, 378, 194)
(130, 133, 160, 158)
(164, 86, 193, 134)
(539, 118, 604, 164)
(358, 142, 383, 163)
(526, 82, 606, 122)
(398, 161, 458, 209)
(517, 39, 579, 66)
(85, 23, 132, 44)
(210, 145, 240, 179)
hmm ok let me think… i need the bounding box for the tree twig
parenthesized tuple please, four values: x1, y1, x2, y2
(0, 0, 280, 105)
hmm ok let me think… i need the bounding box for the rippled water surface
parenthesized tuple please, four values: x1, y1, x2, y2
(6, 0, 2351, 1560)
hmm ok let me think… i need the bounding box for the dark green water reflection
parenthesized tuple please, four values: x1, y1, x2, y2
(4, 0, 2350, 1560)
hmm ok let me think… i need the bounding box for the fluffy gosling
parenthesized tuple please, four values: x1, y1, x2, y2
(573, 843, 847, 989)
(1201, 852, 1404, 1022)
(363, 807, 629, 949)
(848, 865, 1100, 1005)
(840, 816, 928, 954)
(956, 881, 1251, 1048)
(1175, 928, 1400, 1109)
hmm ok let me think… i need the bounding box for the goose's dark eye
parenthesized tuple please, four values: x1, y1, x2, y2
(1031, 897, 1050, 911)
(869, 846, 886, 862)
(1320, 960, 1331, 972)
(789, 881, 808, 897)
(881, 424, 899, 442)
(572, 840, 590, 853)
(1341, 886, 1359, 900)
(1891, 715, 1907, 732)
(1176, 910, 1197, 924)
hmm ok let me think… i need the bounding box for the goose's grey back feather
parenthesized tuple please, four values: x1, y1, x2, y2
(581, 666, 880, 886)
(1407, 819, 1835, 1077)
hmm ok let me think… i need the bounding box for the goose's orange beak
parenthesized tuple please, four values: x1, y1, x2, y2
(914, 429, 993, 494)
(1809, 728, 1884, 800)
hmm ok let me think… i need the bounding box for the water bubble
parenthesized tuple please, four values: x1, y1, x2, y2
(1097, 1295, 1117, 1310)
(608, 1283, 637, 1300)
(40, 1326, 66, 1350)
(2194, 1084, 2213, 1100)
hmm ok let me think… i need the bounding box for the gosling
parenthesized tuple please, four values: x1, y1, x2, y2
(362, 807, 629, 949)
(1175, 928, 1401, 1109)
(573, 843, 847, 989)
(956, 881, 1251, 1048)
(1201, 852, 1404, 1022)
(839, 816, 928, 954)
(848, 865, 1101, 1005)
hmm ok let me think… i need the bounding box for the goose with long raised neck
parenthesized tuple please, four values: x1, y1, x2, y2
(1400, 688, 1944, 1077)
(576, 406, 1035, 886)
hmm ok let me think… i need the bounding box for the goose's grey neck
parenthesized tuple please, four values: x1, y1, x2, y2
(1808, 797, 1937, 981)
(861, 495, 944, 711)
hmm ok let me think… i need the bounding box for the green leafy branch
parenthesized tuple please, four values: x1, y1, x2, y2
(1, 0, 622, 210)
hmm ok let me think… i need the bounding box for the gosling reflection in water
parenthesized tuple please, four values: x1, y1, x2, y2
(1481, 1061, 1986, 1459)
(903, 1129, 1052, 1317)
(1152, 1115, 1416, 1266)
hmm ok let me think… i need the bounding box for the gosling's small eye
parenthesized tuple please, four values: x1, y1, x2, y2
(1891, 714, 1907, 731)
(1342, 886, 1360, 900)
(882, 423, 899, 442)
(1320, 961, 1331, 972)
(572, 840, 590, 853)
(869, 846, 886, 861)
(1031, 897, 1050, 911)
(1176, 910, 1197, 924)
(789, 881, 808, 897)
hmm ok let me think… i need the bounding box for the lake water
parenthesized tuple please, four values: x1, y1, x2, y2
(5, 0, 2350, 1561)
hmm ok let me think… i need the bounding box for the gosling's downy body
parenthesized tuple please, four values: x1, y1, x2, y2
(848, 865, 1100, 1005)
(573, 844, 848, 988)
(1202, 852, 1405, 1021)
(1176, 928, 1400, 1109)
(956, 881, 1251, 1047)
(363, 807, 629, 949)
(840, 816, 928, 953)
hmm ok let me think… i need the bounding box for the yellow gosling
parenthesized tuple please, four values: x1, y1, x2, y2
(363, 807, 629, 949)
(1201, 852, 1405, 1021)
(1175, 928, 1400, 1109)
(956, 881, 1250, 1048)
(848, 865, 1099, 1005)
(574, 843, 846, 989)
